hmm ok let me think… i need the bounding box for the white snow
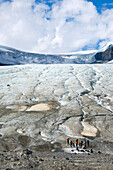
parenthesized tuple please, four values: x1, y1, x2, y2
(62, 148, 89, 154)
(0, 47, 13, 52)
(108, 60, 113, 64)
(55, 49, 98, 55)
(58, 100, 69, 106)
(99, 41, 113, 52)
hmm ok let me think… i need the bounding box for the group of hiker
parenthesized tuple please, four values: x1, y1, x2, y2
(67, 138, 89, 149)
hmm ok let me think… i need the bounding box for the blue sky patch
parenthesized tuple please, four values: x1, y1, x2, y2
(66, 17, 75, 23)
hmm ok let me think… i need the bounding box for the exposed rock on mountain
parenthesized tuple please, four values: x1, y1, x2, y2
(95, 45, 113, 62)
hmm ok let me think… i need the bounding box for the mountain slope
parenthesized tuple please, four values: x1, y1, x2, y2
(95, 45, 113, 62)
(0, 42, 113, 65)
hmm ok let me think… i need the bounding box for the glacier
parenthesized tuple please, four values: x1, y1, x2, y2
(0, 64, 113, 153)
(0, 42, 113, 156)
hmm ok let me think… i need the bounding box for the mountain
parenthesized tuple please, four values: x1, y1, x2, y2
(95, 43, 113, 62)
(0, 42, 113, 65)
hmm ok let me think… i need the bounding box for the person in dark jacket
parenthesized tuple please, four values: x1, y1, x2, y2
(70, 140, 73, 147)
(87, 140, 89, 147)
(80, 141, 83, 148)
(84, 140, 87, 148)
(72, 142, 75, 147)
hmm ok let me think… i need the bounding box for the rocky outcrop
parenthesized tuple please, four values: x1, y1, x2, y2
(95, 45, 113, 62)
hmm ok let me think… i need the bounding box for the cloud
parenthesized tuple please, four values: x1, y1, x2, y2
(102, 3, 113, 7)
(0, 0, 113, 53)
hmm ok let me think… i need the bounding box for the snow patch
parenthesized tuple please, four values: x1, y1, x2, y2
(81, 121, 97, 137)
(27, 103, 51, 111)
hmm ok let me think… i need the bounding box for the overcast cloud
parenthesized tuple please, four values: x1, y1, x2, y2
(0, 0, 113, 53)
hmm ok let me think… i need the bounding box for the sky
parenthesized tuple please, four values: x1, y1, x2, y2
(0, 0, 113, 53)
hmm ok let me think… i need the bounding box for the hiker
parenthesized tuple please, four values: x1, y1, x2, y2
(70, 140, 73, 147)
(80, 141, 83, 148)
(78, 141, 80, 147)
(87, 140, 89, 147)
(84, 140, 87, 148)
(75, 139, 78, 148)
(72, 142, 75, 148)
(67, 138, 69, 145)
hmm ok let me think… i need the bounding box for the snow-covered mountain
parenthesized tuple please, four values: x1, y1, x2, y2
(0, 42, 113, 65)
